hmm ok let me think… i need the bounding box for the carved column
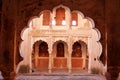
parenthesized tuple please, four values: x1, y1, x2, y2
(68, 36, 72, 73)
(28, 32, 32, 73)
(48, 37, 52, 73)
(88, 37, 92, 73)
(48, 53, 52, 73)
(35, 43, 39, 68)
(68, 51, 72, 73)
(82, 37, 88, 70)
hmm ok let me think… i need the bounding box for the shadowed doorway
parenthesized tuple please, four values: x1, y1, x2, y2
(32, 41, 49, 71)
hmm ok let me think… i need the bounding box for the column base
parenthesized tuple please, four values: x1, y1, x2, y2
(48, 69, 52, 74)
(68, 69, 71, 73)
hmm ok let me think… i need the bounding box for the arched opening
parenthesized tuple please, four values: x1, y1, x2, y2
(57, 42, 64, 57)
(32, 40, 49, 71)
(52, 40, 68, 70)
(39, 41, 49, 57)
(71, 12, 78, 26)
(56, 7, 65, 26)
(42, 11, 50, 26)
(72, 42, 82, 57)
(71, 41, 88, 70)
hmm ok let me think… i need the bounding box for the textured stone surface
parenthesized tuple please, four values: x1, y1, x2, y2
(0, 0, 120, 80)
(105, 0, 120, 79)
(16, 72, 106, 80)
(16, 75, 106, 80)
(17, 0, 106, 66)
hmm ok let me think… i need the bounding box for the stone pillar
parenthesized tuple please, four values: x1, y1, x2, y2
(68, 52, 72, 73)
(35, 43, 39, 68)
(28, 33, 32, 73)
(68, 37, 72, 73)
(48, 37, 52, 73)
(88, 37, 92, 73)
(0, 0, 19, 80)
(48, 54, 52, 73)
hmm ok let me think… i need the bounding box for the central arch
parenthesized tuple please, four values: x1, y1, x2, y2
(52, 40, 68, 70)
(57, 42, 65, 57)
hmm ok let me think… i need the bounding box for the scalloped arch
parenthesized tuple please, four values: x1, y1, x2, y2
(18, 4, 104, 73)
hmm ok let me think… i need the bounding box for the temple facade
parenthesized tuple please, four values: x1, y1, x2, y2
(1, 0, 120, 80)
(18, 5, 104, 74)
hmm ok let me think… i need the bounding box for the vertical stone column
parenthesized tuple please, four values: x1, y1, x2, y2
(48, 37, 52, 73)
(48, 53, 52, 73)
(82, 55, 86, 70)
(82, 38, 87, 70)
(88, 37, 92, 73)
(68, 51, 72, 73)
(68, 36, 72, 73)
(35, 43, 39, 68)
(1, 0, 18, 79)
(28, 33, 32, 73)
